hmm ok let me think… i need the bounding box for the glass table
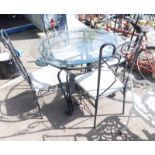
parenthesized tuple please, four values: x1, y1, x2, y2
(38, 29, 124, 114)
(39, 29, 123, 68)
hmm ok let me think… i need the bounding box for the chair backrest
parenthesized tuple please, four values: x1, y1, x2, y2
(96, 43, 117, 99)
(0, 29, 33, 89)
(127, 33, 144, 75)
(97, 32, 144, 97)
(129, 33, 155, 128)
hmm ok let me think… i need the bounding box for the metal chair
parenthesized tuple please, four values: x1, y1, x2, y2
(119, 33, 155, 133)
(125, 77, 155, 129)
(0, 29, 67, 118)
(119, 72, 155, 134)
(74, 43, 126, 128)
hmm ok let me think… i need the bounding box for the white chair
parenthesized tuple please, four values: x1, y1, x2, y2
(132, 82, 155, 128)
(119, 75, 155, 136)
(74, 43, 125, 128)
(118, 32, 155, 133)
(0, 29, 67, 118)
(66, 14, 89, 31)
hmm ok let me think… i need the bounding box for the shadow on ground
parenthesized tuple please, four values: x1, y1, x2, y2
(0, 84, 155, 141)
(42, 116, 141, 141)
(142, 129, 155, 141)
(0, 86, 86, 139)
(0, 90, 41, 122)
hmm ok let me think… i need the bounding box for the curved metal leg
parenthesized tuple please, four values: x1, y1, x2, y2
(58, 69, 73, 115)
(94, 99, 99, 128)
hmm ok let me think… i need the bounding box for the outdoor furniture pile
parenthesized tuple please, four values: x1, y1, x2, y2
(1, 14, 155, 130)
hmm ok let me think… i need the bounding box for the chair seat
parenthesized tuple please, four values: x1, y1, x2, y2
(29, 65, 66, 92)
(75, 67, 124, 99)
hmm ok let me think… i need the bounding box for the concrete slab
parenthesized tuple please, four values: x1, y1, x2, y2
(0, 28, 155, 141)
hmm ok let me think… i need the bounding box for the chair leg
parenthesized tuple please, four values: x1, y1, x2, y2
(118, 106, 134, 134)
(36, 100, 43, 119)
(33, 92, 43, 119)
(93, 99, 98, 128)
(122, 76, 129, 114)
(122, 86, 126, 114)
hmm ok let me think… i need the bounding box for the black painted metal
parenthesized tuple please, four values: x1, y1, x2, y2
(57, 69, 73, 115)
(94, 43, 116, 128)
(0, 29, 43, 118)
(128, 14, 140, 50)
(114, 14, 117, 33)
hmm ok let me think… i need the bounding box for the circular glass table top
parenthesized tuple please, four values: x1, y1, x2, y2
(39, 29, 124, 68)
